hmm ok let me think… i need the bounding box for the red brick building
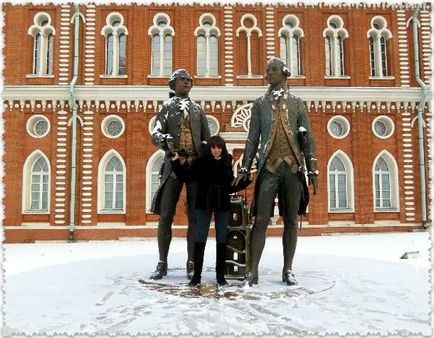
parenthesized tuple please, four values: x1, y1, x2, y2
(2, 3, 431, 242)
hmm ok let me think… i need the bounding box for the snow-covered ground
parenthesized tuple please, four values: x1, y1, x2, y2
(3, 231, 432, 336)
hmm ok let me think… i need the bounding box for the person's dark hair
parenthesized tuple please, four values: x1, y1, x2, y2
(203, 135, 231, 163)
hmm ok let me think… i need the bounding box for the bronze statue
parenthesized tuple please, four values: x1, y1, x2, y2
(150, 69, 211, 280)
(236, 57, 318, 286)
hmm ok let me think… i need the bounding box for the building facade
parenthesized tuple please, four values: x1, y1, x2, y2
(2, 2, 432, 242)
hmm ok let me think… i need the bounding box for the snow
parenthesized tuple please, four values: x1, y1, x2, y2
(3, 231, 432, 336)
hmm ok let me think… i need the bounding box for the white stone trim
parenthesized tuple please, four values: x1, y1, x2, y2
(327, 115, 350, 139)
(84, 5, 96, 85)
(327, 150, 355, 213)
(145, 150, 164, 212)
(372, 150, 400, 212)
(236, 14, 263, 76)
(28, 12, 56, 77)
(372, 115, 395, 139)
(265, 6, 275, 60)
(58, 6, 70, 85)
(223, 6, 234, 84)
(4, 86, 431, 111)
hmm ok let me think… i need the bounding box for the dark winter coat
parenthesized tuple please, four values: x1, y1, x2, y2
(171, 154, 250, 212)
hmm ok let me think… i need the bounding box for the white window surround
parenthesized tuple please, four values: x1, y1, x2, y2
(148, 13, 175, 77)
(372, 115, 395, 139)
(148, 116, 156, 135)
(98, 150, 126, 214)
(327, 150, 354, 213)
(278, 14, 304, 77)
(146, 150, 165, 212)
(26, 114, 50, 138)
(323, 15, 348, 78)
(101, 114, 125, 138)
(327, 115, 350, 139)
(22, 150, 51, 214)
(194, 13, 221, 77)
(101, 12, 128, 77)
(206, 115, 220, 135)
(236, 14, 263, 77)
(367, 16, 392, 78)
(372, 150, 399, 212)
(28, 12, 56, 76)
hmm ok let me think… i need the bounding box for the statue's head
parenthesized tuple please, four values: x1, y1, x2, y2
(168, 69, 193, 97)
(265, 57, 291, 87)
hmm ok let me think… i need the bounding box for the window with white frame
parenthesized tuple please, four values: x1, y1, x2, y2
(328, 152, 354, 211)
(236, 14, 263, 76)
(28, 12, 55, 76)
(194, 13, 221, 77)
(22, 151, 50, 213)
(148, 13, 174, 76)
(101, 12, 128, 76)
(323, 16, 348, 77)
(373, 152, 398, 211)
(146, 151, 164, 212)
(367, 16, 392, 77)
(98, 151, 126, 213)
(279, 15, 304, 77)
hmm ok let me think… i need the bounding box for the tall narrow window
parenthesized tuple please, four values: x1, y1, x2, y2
(278, 15, 304, 76)
(23, 151, 51, 213)
(101, 12, 128, 76)
(323, 16, 348, 77)
(329, 156, 348, 210)
(328, 151, 354, 212)
(236, 14, 263, 77)
(105, 33, 114, 75)
(373, 152, 398, 210)
(325, 35, 332, 76)
(367, 16, 392, 78)
(148, 13, 174, 77)
(194, 14, 221, 77)
(98, 151, 126, 213)
(28, 13, 55, 76)
(104, 156, 124, 210)
(30, 156, 49, 211)
(119, 33, 126, 75)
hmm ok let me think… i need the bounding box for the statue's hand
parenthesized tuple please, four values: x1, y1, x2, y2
(308, 170, 319, 195)
(233, 167, 250, 187)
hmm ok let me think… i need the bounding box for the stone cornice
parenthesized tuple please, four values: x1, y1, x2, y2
(3, 85, 430, 113)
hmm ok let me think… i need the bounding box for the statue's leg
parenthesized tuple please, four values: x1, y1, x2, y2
(157, 176, 183, 263)
(280, 170, 302, 272)
(250, 169, 280, 279)
(185, 180, 198, 262)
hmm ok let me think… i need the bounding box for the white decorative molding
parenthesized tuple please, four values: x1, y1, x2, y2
(4, 86, 430, 111)
(58, 5, 71, 85)
(396, 10, 410, 86)
(80, 111, 94, 224)
(265, 6, 275, 60)
(84, 4, 96, 85)
(54, 110, 69, 225)
(223, 6, 234, 85)
(420, 10, 431, 85)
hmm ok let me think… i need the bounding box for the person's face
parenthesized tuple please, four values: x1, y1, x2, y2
(211, 146, 222, 158)
(174, 75, 192, 97)
(265, 63, 285, 88)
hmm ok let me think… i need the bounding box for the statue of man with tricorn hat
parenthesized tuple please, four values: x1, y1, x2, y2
(150, 68, 211, 280)
(235, 57, 318, 286)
